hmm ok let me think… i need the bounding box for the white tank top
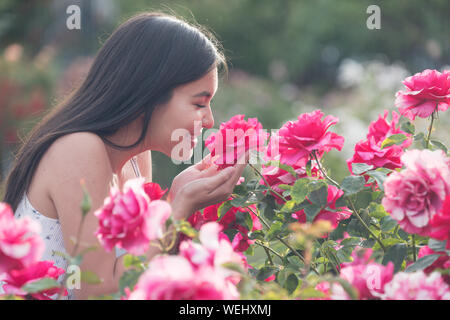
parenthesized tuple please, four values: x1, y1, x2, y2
(1, 157, 142, 300)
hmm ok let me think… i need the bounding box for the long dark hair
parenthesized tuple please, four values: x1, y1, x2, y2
(3, 12, 227, 211)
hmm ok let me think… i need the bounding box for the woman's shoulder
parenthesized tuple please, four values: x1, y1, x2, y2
(44, 132, 113, 184)
(49, 132, 106, 155)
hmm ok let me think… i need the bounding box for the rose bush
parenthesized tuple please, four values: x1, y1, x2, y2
(1, 68, 449, 300)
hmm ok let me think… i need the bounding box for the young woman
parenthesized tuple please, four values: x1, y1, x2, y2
(2, 12, 247, 299)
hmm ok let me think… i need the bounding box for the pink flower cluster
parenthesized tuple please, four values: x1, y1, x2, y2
(127, 222, 243, 300)
(382, 271, 450, 300)
(277, 110, 344, 167)
(395, 69, 450, 121)
(347, 110, 412, 176)
(382, 149, 450, 236)
(0, 203, 66, 299)
(94, 178, 171, 256)
(205, 114, 268, 169)
(188, 198, 262, 252)
(316, 248, 394, 300)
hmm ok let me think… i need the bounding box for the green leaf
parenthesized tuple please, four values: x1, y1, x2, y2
(286, 255, 305, 270)
(232, 183, 247, 195)
(21, 278, 60, 294)
(308, 180, 327, 192)
(401, 121, 415, 135)
(81, 270, 102, 285)
(428, 239, 447, 252)
(290, 179, 309, 203)
(217, 200, 233, 219)
(248, 230, 265, 241)
(286, 273, 299, 295)
(119, 269, 143, 296)
(397, 228, 410, 241)
(341, 176, 365, 196)
(281, 200, 296, 213)
(308, 186, 328, 207)
(351, 163, 374, 175)
(235, 211, 253, 232)
(340, 237, 361, 247)
(256, 266, 278, 281)
(123, 254, 146, 269)
(380, 215, 398, 232)
(304, 204, 321, 223)
(365, 169, 389, 191)
(223, 228, 239, 243)
(230, 194, 251, 207)
(381, 133, 408, 149)
(265, 160, 298, 179)
(367, 203, 388, 219)
(382, 243, 407, 272)
(353, 191, 373, 211)
(430, 140, 448, 154)
(266, 221, 283, 241)
(405, 254, 441, 273)
(305, 160, 312, 177)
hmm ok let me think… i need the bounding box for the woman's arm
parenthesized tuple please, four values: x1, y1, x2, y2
(46, 134, 156, 299)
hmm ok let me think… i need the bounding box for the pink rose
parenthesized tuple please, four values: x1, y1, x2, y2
(293, 185, 352, 233)
(367, 110, 412, 148)
(180, 222, 246, 275)
(128, 223, 242, 300)
(277, 110, 344, 166)
(430, 196, 450, 250)
(187, 199, 262, 252)
(205, 114, 268, 170)
(94, 178, 171, 255)
(347, 137, 404, 173)
(347, 110, 412, 175)
(339, 262, 394, 299)
(143, 182, 167, 201)
(382, 271, 450, 300)
(395, 69, 450, 121)
(418, 245, 450, 285)
(313, 282, 349, 300)
(1, 261, 66, 300)
(382, 149, 450, 236)
(0, 203, 44, 274)
(127, 255, 238, 300)
(261, 159, 322, 204)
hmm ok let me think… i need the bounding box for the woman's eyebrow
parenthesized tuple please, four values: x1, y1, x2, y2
(192, 91, 212, 98)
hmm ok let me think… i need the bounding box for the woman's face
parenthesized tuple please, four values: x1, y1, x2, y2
(147, 67, 217, 160)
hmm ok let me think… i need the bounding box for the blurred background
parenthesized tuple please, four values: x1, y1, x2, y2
(0, 0, 449, 197)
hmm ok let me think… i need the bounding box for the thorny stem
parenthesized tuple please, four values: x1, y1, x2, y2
(249, 163, 289, 202)
(312, 150, 386, 253)
(245, 205, 320, 275)
(425, 109, 437, 149)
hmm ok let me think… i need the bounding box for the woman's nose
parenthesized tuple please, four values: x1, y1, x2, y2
(202, 107, 214, 129)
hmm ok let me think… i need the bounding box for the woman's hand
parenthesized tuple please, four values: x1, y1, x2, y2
(167, 153, 218, 202)
(169, 153, 249, 220)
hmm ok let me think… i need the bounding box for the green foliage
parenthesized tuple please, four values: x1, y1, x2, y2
(21, 278, 60, 294)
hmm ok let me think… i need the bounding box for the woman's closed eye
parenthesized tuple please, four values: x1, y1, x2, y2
(195, 104, 207, 108)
